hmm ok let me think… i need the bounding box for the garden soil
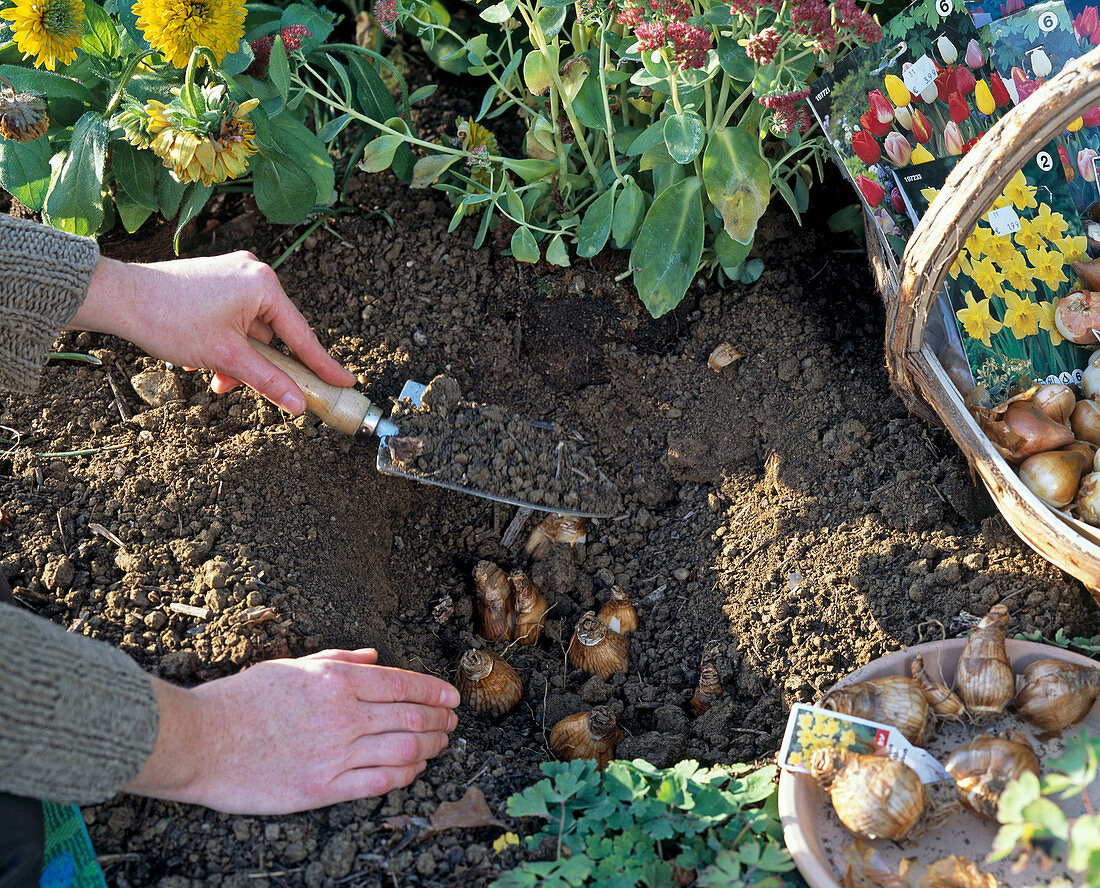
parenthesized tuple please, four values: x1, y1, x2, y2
(5, 104, 1100, 888)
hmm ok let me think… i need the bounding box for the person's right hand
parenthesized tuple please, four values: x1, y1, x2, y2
(123, 648, 460, 814)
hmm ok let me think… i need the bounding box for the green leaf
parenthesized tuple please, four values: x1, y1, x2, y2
(268, 38, 290, 101)
(702, 126, 770, 245)
(278, 2, 333, 48)
(81, 1, 119, 58)
(523, 49, 556, 96)
(1020, 798, 1070, 841)
(114, 187, 152, 234)
(714, 229, 751, 275)
(573, 64, 610, 131)
(173, 183, 213, 254)
(998, 771, 1042, 822)
(510, 227, 540, 263)
(630, 175, 703, 318)
(252, 152, 315, 224)
(346, 52, 399, 133)
(537, 3, 567, 35)
(267, 113, 335, 205)
(44, 112, 108, 236)
(111, 141, 158, 210)
(611, 176, 645, 248)
(626, 123, 666, 157)
(410, 154, 459, 188)
(114, 0, 149, 50)
(0, 65, 97, 104)
(503, 183, 525, 223)
(716, 34, 754, 82)
(360, 134, 402, 173)
(409, 84, 437, 105)
(1068, 813, 1100, 872)
(318, 113, 352, 143)
(480, 0, 515, 22)
(577, 187, 615, 258)
(663, 111, 705, 164)
(505, 779, 553, 818)
(0, 136, 51, 212)
(502, 158, 557, 183)
(546, 235, 569, 267)
(220, 40, 255, 76)
(155, 166, 186, 218)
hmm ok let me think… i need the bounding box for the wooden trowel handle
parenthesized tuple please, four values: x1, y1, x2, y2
(249, 337, 384, 436)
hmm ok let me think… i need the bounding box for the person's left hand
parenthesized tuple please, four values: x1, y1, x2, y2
(69, 252, 355, 414)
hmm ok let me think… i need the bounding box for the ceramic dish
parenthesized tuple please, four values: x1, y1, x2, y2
(778, 639, 1100, 888)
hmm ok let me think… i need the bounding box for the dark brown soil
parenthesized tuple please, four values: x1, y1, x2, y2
(385, 374, 621, 516)
(4, 88, 1100, 888)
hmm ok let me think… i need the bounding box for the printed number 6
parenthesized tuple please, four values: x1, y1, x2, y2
(936, 0, 952, 15)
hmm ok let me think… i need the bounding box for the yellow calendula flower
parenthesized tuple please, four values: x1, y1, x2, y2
(1032, 202, 1068, 242)
(999, 251, 1036, 293)
(1002, 170, 1037, 211)
(956, 291, 1002, 346)
(2, 0, 85, 71)
(1026, 245, 1069, 290)
(1036, 300, 1065, 346)
(1003, 291, 1042, 339)
(1013, 216, 1046, 252)
(969, 255, 1005, 298)
(133, 0, 246, 67)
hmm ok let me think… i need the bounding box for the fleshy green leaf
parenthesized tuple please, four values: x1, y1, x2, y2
(360, 134, 402, 173)
(502, 158, 557, 183)
(410, 154, 459, 188)
(545, 235, 569, 267)
(577, 186, 615, 258)
(268, 38, 290, 101)
(702, 126, 770, 245)
(663, 111, 705, 164)
(611, 176, 645, 248)
(630, 175, 703, 318)
(510, 227, 540, 263)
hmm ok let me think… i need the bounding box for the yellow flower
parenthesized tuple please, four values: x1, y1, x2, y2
(969, 255, 1005, 298)
(911, 144, 935, 164)
(999, 251, 1036, 293)
(1003, 291, 1042, 339)
(1056, 234, 1089, 262)
(1033, 202, 1069, 242)
(965, 224, 997, 260)
(984, 233, 1019, 266)
(948, 249, 972, 280)
(133, 0, 246, 67)
(1, 0, 84, 71)
(1026, 245, 1069, 290)
(1036, 300, 1065, 346)
(797, 712, 814, 731)
(1013, 216, 1046, 252)
(920, 186, 940, 205)
(1002, 170, 1037, 211)
(956, 291, 1002, 345)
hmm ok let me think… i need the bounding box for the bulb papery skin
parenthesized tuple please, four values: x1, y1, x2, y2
(820, 676, 931, 746)
(1019, 447, 1092, 508)
(1082, 350, 1100, 398)
(1073, 400, 1100, 446)
(1033, 383, 1076, 425)
(957, 605, 1014, 719)
(1015, 658, 1100, 731)
(945, 731, 1039, 819)
(809, 748, 926, 841)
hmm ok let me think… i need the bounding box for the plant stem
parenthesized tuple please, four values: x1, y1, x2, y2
(715, 82, 754, 131)
(104, 50, 155, 117)
(598, 27, 628, 187)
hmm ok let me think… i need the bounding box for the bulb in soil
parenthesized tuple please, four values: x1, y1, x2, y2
(548, 706, 618, 768)
(455, 649, 522, 717)
(474, 560, 513, 641)
(596, 586, 637, 635)
(525, 514, 587, 560)
(568, 611, 629, 679)
(945, 730, 1039, 819)
(510, 568, 548, 645)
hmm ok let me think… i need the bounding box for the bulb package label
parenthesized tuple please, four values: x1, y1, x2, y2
(779, 703, 951, 783)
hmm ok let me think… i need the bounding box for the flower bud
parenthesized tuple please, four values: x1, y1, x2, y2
(884, 131, 912, 166)
(856, 174, 884, 207)
(868, 89, 893, 125)
(948, 92, 969, 123)
(944, 121, 964, 155)
(1083, 106, 1100, 127)
(990, 70, 1013, 106)
(911, 109, 933, 144)
(954, 65, 976, 97)
(852, 130, 881, 164)
(920, 81, 939, 103)
(965, 38, 985, 68)
(894, 105, 912, 129)
(891, 187, 907, 215)
(883, 74, 911, 107)
(937, 35, 957, 64)
(911, 144, 935, 164)
(1080, 149, 1098, 182)
(1067, 116, 1084, 132)
(1030, 47, 1052, 78)
(975, 80, 995, 115)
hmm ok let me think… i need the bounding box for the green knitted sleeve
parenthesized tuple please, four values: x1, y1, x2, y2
(0, 602, 159, 805)
(0, 214, 99, 393)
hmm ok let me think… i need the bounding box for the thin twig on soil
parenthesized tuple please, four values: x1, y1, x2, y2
(501, 506, 534, 548)
(106, 370, 132, 422)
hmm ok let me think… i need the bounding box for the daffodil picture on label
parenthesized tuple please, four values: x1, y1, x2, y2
(898, 154, 1093, 400)
(779, 705, 881, 771)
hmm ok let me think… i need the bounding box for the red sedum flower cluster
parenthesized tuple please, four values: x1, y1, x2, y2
(617, 0, 712, 69)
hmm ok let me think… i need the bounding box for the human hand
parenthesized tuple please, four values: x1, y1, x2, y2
(69, 252, 356, 414)
(123, 648, 460, 815)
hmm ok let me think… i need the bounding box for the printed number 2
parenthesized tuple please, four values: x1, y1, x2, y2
(1037, 151, 1055, 171)
(937, 0, 953, 15)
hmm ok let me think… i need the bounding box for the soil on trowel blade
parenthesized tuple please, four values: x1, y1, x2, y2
(386, 374, 622, 515)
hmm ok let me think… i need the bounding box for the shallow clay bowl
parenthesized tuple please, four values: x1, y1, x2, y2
(778, 639, 1100, 888)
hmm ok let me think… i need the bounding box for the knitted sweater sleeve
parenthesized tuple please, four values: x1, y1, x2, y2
(0, 213, 99, 393)
(0, 602, 159, 805)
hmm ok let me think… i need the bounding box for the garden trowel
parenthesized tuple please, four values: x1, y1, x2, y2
(249, 339, 608, 517)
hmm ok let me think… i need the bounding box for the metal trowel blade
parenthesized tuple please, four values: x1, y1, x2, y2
(376, 380, 608, 517)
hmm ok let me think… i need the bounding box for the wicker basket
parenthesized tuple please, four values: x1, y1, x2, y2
(872, 46, 1100, 595)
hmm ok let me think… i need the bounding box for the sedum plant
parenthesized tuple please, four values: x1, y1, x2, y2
(356, 0, 883, 316)
(0, 0, 422, 245)
(491, 758, 804, 887)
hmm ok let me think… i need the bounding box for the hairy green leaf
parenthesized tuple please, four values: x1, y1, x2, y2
(44, 112, 108, 236)
(0, 136, 51, 212)
(252, 152, 315, 224)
